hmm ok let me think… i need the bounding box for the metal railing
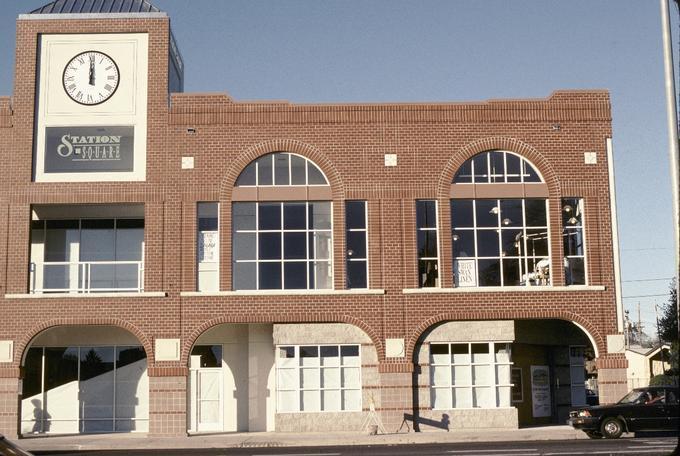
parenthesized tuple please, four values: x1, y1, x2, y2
(30, 261, 144, 293)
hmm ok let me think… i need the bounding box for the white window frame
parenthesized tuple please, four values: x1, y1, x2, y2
(197, 202, 219, 292)
(454, 150, 544, 184)
(430, 341, 514, 410)
(275, 344, 362, 413)
(562, 198, 588, 286)
(235, 152, 329, 187)
(345, 200, 369, 289)
(416, 200, 440, 288)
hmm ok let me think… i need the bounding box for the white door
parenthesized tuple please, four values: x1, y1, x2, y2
(195, 369, 222, 432)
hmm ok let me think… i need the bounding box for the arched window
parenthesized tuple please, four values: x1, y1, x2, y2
(232, 152, 332, 290)
(450, 151, 549, 287)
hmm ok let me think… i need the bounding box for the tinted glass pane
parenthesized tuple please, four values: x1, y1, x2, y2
(472, 153, 488, 182)
(475, 200, 498, 227)
(307, 162, 327, 185)
(501, 229, 522, 257)
(452, 229, 475, 257)
(506, 154, 521, 182)
(525, 200, 547, 226)
(563, 228, 584, 256)
(416, 201, 437, 229)
(259, 262, 281, 289)
(80, 347, 114, 382)
(451, 200, 474, 228)
(257, 155, 273, 185)
(502, 258, 521, 286)
(236, 162, 256, 186)
(191, 345, 222, 368)
(347, 231, 366, 259)
(284, 262, 307, 289)
(341, 345, 359, 357)
(116, 346, 146, 368)
(284, 232, 306, 259)
(81, 219, 115, 261)
(44, 220, 79, 262)
(283, 203, 306, 230)
(300, 346, 319, 357)
(259, 233, 281, 259)
(273, 153, 290, 185)
(233, 202, 256, 230)
(418, 230, 438, 258)
(44, 347, 79, 391)
(489, 151, 505, 182)
(478, 259, 501, 286)
(345, 201, 366, 229)
(565, 257, 585, 285)
(290, 155, 306, 184)
(198, 216, 218, 232)
(430, 344, 448, 356)
(347, 260, 367, 288)
(477, 230, 499, 257)
(116, 223, 143, 261)
(526, 229, 549, 256)
(309, 202, 331, 229)
(523, 160, 541, 182)
(233, 232, 256, 260)
(562, 198, 583, 226)
(23, 348, 43, 398)
(500, 200, 522, 227)
(233, 261, 256, 289)
(454, 159, 473, 183)
(258, 203, 281, 230)
(418, 259, 438, 287)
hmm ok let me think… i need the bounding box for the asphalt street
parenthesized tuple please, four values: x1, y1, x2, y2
(29, 437, 680, 456)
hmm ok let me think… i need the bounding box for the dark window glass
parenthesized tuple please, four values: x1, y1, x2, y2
(418, 230, 438, 258)
(258, 203, 281, 230)
(526, 229, 549, 256)
(283, 203, 307, 230)
(451, 344, 468, 356)
(321, 346, 339, 357)
(274, 154, 290, 185)
(501, 229, 522, 257)
(81, 219, 115, 262)
(257, 155, 273, 185)
(233, 232, 256, 260)
(452, 229, 475, 258)
(80, 347, 114, 382)
(478, 259, 501, 286)
(416, 201, 437, 229)
(453, 160, 472, 183)
(471, 343, 489, 355)
(475, 200, 498, 228)
(565, 258, 585, 285)
(232, 202, 256, 230)
(477, 230, 500, 257)
(473, 153, 488, 183)
(236, 162, 256, 186)
(259, 233, 281, 259)
(307, 162, 327, 185)
(23, 347, 43, 398)
(44, 347, 79, 391)
(346, 201, 366, 229)
(523, 161, 541, 182)
(563, 230, 584, 256)
(233, 262, 256, 289)
(562, 198, 583, 226)
(309, 202, 332, 229)
(283, 232, 306, 259)
(347, 261, 367, 288)
(191, 345, 222, 368)
(489, 151, 505, 182)
(500, 200, 522, 227)
(259, 262, 281, 289)
(116, 219, 144, 229)
(451, 200, 474, 228)
(290, 155, 307, 185)
(502, 258, 521, 286)
(340, 345, 359, 357)
(116, 346, 146, 368)
(506, 154, 521, 182)
(45, 220, 79, 262)
(418, 259, 438, 287)
(430, 344, 448, 356)
(347, 231, 367, 259)
(279, 346, 295, 358)
(300, 346, 319, 357)
(284, 262, 307, 289)
(525, 200, 547, 226)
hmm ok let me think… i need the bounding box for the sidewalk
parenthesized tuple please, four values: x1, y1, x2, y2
(16, 426, 588, 453)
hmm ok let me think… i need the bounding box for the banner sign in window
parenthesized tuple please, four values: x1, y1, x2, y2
(531, 365, 551, 417)
(45, 126, 134, 173)
(199, 231, 219, 263)
(454, 259, 477, 287)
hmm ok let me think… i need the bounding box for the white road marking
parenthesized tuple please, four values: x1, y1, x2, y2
(447, 450, 537, 454)
(252, 454, 342, 456)
(545, 450, 676, 455)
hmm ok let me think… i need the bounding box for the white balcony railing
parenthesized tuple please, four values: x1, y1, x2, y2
(30, 261, 144, 294)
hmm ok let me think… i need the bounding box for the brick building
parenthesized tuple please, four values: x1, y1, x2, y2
(0, 0, 628, 438)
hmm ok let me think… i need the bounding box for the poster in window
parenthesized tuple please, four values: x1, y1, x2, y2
(530, 365, 551, 417)
(454, 259, 477, 287)
(511, 367, 523, 403)
(199, 231, 219, 262)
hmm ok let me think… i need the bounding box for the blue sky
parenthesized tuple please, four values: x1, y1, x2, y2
(0, 0, 676, 335)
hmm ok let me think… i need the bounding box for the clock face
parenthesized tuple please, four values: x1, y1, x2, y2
(62, 51, 119, 105)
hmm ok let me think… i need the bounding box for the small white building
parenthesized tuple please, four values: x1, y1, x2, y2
(625, 345, 672, 389)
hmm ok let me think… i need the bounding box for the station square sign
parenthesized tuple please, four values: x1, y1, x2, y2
(44, 126, 134, 173)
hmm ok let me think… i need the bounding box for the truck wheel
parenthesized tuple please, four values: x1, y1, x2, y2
(600, 417, 623, 439)
(585, 431, 603, 439)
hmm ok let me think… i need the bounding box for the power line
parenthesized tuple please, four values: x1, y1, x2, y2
(622, 277, 674, 283)
(622, 293, 670, 299)
(620, 247, 673, 251)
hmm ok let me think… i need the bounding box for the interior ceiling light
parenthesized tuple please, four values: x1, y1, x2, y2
(502, 218, 512, 226)
(563, 205, 573, 213)
(489, 207, 499, 215)
(452, 234, 460, 241)
(568, 217, 579, 225)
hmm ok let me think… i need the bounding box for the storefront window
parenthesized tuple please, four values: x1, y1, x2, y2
(430, 342, 512, 409)
(562, 198, 586, 285)
(276, 344, 361, 412)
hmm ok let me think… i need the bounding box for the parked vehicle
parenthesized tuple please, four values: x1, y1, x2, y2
(0, 434, 33, 456)
(568, 386, 679, 439)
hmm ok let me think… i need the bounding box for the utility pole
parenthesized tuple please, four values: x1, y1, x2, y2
(638, 302, 643, 345)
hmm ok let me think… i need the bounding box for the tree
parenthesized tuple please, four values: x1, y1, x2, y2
(659, 278, 678, 343)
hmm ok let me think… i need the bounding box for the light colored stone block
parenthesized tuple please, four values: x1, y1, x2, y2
(384, 154, 397, 167)
(584, 151, 597, 164)
(0, 341, 12, 363)
(606, 334, 625, 354)
(181, 156, 194, 169)
(273, 323, 372, 345)
(424, 320, 514, 343)
(385, 338, 405, 358)
(155, 338, 180, 361)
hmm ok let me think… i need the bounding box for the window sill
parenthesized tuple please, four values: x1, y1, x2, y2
(181, 289, 386, 297)
(5, 292, 167, 299)
(402, 285, 605, 294)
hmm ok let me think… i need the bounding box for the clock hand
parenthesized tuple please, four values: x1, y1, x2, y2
(89, 54, 95, 86)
